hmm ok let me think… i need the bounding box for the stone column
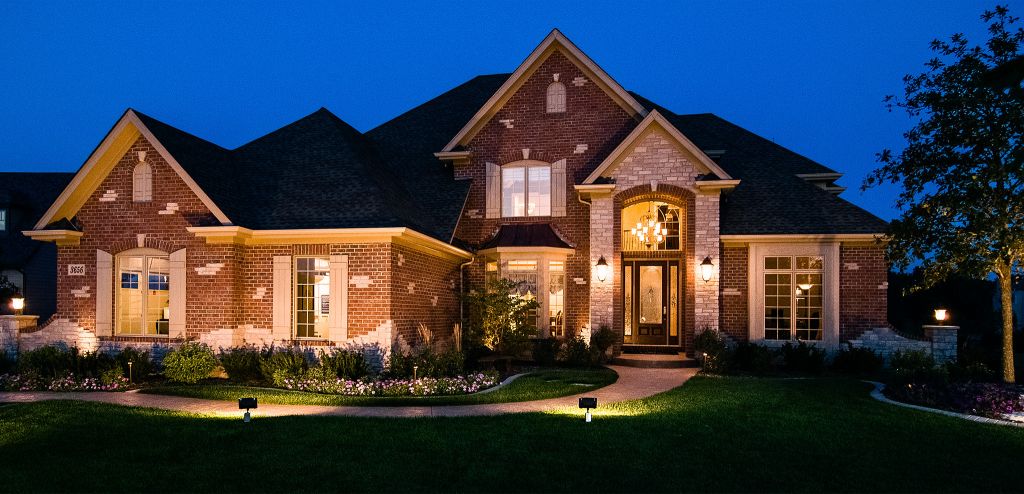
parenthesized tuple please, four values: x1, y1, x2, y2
(693, 191, 720, 331)
(589, 195, 615, 331)
(922, 325, 959, 364)
(0, 315, 40, 353)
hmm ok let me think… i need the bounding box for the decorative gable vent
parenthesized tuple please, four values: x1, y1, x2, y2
(546, 82, 566, 113)
(132, 151, 152, 202)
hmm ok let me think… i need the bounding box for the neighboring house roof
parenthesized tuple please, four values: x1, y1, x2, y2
(0, 172, 74, 266)
(479, 224, 575, 250)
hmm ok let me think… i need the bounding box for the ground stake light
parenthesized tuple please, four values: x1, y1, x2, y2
(579, 397, 597, 423)
(239, 397, 258, 423)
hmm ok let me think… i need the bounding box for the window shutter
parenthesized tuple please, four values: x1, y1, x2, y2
(551, 159, 567, 216)
(486, 162, 501, 218)
(272, 256, 292, 342)
(328, 254, 348, 344)
(168, 249, 186, 338)
(95, 250, 112, 337)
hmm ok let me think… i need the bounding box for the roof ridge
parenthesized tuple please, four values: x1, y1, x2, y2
(131, 109, 230, 152)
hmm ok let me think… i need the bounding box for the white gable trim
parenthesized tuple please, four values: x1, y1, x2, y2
(33, 110, 232, 230)
(441, 29, 648, 152)
(583, 110, 733, 184)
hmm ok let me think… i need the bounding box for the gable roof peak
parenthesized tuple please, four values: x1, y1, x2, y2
(440, 28, 648, 152)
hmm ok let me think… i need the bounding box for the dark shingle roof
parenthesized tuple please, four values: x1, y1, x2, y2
(366, 74, 510, 241)
(126, 72, 883, 243)
(479, 224, 575, 250)
(0, 172, 74, 266)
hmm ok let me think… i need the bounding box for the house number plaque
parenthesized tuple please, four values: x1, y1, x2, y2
(67, 264, 86, 276)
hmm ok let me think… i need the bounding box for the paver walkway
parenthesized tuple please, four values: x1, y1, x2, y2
(0, 365, 696, 418)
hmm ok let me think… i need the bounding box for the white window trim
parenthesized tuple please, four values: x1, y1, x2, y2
(747, 242, 840, 347)
(501, 160, 552, 218)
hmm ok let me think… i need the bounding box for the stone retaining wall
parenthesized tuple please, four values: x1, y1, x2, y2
(849, 325, 958, 364)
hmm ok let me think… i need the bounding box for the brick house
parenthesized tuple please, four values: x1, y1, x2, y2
(20, 30, 889, 356)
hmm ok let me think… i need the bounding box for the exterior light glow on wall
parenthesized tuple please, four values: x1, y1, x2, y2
(700, 257, 714, 283)
(9, 292, 24, 315)
(595, 256, 609, 282)
(934, 308, 948, 324)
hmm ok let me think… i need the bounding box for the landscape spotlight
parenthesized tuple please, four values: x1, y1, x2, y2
(579, 397, 597, 423)
(239, 397, 258, 423)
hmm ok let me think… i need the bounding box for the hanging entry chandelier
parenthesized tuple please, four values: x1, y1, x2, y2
(630, 202, 670, 249)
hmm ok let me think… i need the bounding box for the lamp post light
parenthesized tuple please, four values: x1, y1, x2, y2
(700, 257, 714, 283)
(9, 292, 24, 316)
(934, 308, 949, 325)
(128, 361, 133, 384)
(595, 256, 609, 282)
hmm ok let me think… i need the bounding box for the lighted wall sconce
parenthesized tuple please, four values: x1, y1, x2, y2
(595, 256, 609, 282)
(700, 257, 714, 283)
(934, 308, 948, 325)
(9, 292, 24, 316)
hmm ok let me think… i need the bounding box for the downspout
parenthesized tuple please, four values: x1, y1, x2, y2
(459, 256, 475, 325)
(577, 190, 592, 336)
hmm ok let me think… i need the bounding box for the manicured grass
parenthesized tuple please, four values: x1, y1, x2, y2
(3, 377, 1024, 492)
(137, 368, 618, 406)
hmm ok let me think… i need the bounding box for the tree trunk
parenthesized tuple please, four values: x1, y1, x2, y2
(998, 263, 1016, 384)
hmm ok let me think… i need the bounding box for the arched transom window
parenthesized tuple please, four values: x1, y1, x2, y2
(622, 201, 682, 251)
(133, 160, 153, 202)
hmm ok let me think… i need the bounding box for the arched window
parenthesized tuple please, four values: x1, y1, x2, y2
(546, 82, 566, 113)
(133, 162, 152, 202)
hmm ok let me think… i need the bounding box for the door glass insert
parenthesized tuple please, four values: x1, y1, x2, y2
(639, 265, 663, 324)
(670, 264, 678, 338)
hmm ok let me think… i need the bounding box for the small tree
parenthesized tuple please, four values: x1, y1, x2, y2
(865, 6, 1024, 382)
(463, 278, 540, 356)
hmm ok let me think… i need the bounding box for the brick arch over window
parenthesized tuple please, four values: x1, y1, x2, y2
(611, 183, 698, 352)
(109, 237, 178, 255)
(497, 149, 559, 165)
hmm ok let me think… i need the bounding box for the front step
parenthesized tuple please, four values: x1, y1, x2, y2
(612, 353, 698, 369)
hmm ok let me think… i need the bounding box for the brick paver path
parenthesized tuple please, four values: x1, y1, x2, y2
(0, 366, 695, 418)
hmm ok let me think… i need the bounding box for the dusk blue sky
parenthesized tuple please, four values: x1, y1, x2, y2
(0, 1, 1013, 221)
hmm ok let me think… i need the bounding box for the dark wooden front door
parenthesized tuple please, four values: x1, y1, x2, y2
(623, 260, 681, 346)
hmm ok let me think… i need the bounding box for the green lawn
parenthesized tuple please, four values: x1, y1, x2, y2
(136, 368, 618, 406)
(2, 377, 1024, 492)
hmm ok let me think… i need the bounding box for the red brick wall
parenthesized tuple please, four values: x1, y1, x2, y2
(839, 244, 889, 341)
(55, 135, 238, 336)
(719, 245, 749, 342)
(454, 50, 637, 336)
(390, 243, 462, 348)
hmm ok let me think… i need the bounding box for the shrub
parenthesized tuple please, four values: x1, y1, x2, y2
(693, 328, 729, 373)
(590, 326, 616, 363)
(386, 350, 465, 378)
(945, 360, 998, 382)
(831, 344, 883, 376)
(162, 342, 218, 384)
(18, 346, 117, 379)
(889, 349, 944, 383)
(731, 342, 777, 374)
(558, 336, 595, 368)
(100, 366, 124, 386)
(319, 349, 368, 380)
(463, 279, 540, 355)
(531, 338, 559, 366)
(219, 346, 265, 383)
(780, 341, 826, 375)
(116, 347, 154, 380)
(0, 349, 15, 374)
(885, 382, 1024, 419)
(260, 347, 310, 385)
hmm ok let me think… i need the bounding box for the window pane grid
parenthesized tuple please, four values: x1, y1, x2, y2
(294, 257, 330, 339)
(764, 256, 824, 342)
(502, 165, 551, 217)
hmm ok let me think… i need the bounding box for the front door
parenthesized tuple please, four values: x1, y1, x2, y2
(623, 260, 681, 346)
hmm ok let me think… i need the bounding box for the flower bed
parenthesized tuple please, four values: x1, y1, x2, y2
(0, 373, 130, 392)
(280, 372, 500, 397)
(884, 382, 1024, 419)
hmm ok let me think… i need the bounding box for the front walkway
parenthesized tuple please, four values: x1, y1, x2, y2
(0, 365, 696, 418)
